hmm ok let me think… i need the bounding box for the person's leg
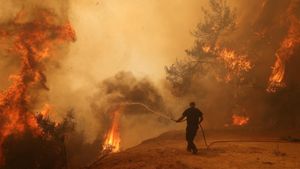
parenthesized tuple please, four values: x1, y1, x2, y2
(186, 128, 192, 152)
(190, 128, 198, 154)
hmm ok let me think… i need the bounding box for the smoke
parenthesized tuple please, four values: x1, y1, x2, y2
(39, 0, 210, 151)
(1, 0, 300, 167)
(90, 71, 174, 149)
(93, 71, 165, 113)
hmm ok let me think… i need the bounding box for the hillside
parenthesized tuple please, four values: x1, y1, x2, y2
(88, 129, 300, 169)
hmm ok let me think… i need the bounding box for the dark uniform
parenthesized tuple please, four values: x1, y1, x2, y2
(182, 107, 203, 153)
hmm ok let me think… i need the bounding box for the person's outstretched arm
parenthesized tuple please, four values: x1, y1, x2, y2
(176, 110, 187, 123)
(176, 115, 185, 123)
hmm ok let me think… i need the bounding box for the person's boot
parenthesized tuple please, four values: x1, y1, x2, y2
(192, 149, 198, 154)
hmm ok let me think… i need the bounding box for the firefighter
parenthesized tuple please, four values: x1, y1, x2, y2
(176, 102, 203, 154)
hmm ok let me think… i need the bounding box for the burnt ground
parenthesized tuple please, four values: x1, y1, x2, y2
(90, 129, 300, 169)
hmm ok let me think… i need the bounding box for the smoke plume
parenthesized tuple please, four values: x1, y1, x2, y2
(90, 71, 174, 150)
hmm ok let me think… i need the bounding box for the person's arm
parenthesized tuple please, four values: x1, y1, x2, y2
(176, 115, 185, 123)
(176, 110, 187, 123)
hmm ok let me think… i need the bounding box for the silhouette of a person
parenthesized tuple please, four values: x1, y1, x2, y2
(176, 102, 203, 154)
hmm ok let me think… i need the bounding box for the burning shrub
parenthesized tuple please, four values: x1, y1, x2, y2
(90, 72, 173, 154)
(2, 111, 75, 169)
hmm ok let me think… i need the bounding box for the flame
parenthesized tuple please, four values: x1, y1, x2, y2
(40, 104, 52, 118)
(102, 108, 121, 153)
(0, 9, 75, 164)
(267, 1, 300, 92)
(199, 43, 253, 83)
(218, 48, 252, 82)
(232, 114, 249, 126)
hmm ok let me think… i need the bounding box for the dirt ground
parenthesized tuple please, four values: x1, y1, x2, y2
(90, 129, 300, 169)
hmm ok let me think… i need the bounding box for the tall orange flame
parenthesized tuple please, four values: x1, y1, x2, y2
(267, 1, 300, 92)
(102, 108, 121, 153)
(0, 9, 76, 164)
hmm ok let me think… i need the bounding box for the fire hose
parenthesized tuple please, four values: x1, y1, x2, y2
(199, 124, 209, 149)
(207, 139, 300, 149)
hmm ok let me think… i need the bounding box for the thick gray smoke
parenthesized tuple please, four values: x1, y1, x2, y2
(91, 71, 166, 114)
(90, 71, 174, 149)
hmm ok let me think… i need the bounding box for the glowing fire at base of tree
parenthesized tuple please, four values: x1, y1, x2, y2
(232, 114, 250, 126)
(102, 108, 121, 153)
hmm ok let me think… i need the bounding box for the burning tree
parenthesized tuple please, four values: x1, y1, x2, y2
(0, 7, 76, 168)
(165, 0, 252, 126)
(165, 0, 252, 94)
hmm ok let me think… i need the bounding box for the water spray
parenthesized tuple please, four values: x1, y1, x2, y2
(119, 102, 175, 121)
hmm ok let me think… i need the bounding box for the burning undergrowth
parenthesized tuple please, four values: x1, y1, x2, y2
(91, 71, 173, 153)
(2, 112, 75, 169)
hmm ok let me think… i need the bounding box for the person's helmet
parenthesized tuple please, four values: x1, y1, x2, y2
(189, 102, 195, 107)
